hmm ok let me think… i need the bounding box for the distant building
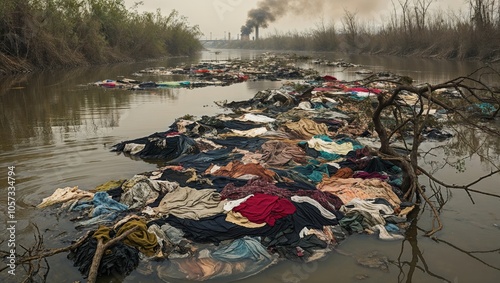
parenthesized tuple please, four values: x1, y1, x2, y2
(241, 34, 250, 41)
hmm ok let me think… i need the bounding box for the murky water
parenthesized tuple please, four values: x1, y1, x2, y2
(0, 50, 499, 283)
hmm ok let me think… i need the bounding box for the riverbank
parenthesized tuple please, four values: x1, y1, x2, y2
(0, 0, 202, 75)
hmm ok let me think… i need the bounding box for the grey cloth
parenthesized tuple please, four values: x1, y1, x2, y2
(120, 175, 179, 210)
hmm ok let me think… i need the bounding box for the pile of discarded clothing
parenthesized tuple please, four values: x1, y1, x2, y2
(39, 70, 457, 282)
(92, 53, 319, 90)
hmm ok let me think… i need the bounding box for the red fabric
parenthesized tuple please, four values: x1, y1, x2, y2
(165, 131, 181, 137)
(323, 75, 337, 82)
(232, 194, 296, 226)
(345, 87, 382, 95)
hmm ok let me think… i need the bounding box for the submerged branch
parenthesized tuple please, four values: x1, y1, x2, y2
(418, 167, 500, 198)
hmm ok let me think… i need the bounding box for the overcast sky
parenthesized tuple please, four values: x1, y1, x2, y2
(124, 0, 469, 40)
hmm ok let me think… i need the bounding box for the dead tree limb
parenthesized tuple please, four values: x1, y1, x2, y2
(370, 67, 499, 236)
(17, 231, 92, 266)
(87, 226, 138, 283)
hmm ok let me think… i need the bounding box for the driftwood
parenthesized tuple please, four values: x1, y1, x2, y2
(86, 226, 139, 283)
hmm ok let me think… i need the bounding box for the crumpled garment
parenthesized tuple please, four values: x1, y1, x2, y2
(288, 202, 341, 239)
(205, 161, 278, 183)
(225, 211, 267, 228)
(299, 227, 336, 244)
(318, 177, 401, 206)
(113, 132, 199, 161)
(353, 171, 389, 181)
(212, 236, 275, 263)
(340, 199, 403, 240)
(148, 214, 294, 246)
(120, 175, 178, 210)
(68, 234, 139, 278)
(220, 127, 268, 138)
(154, 186, 226, 220)
(91, 192, 128, 217)
(333, 167, 354, 178)
(94, 179, 126, 192)
(260, 140, 306, 166)
(232, 194, 296, 226)
(291, 196, 337, 220)
(221, 179, 344, 211)
(37, 186, 94, 208)
(123, 143, 146, 155)
(221, 179, 291, 200)
(292, 163, 333, 183)
(363, 157, 402, 175)
(116, 219, 159, 256)
(284, 118, 329, 139)
(223, 195, 254, 212)
(307, 136, 354, 155)
(237, 113, 276, 123)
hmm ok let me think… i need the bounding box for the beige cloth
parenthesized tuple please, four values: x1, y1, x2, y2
(154, 186, 226, 220)
(307, 137, 353, 155)
(37, 186, 94, 208)
(317, 177, 401, 207)
(220, 127, 268, 138)
(284, 118, 329, 139)
(225, 211, 267, 228)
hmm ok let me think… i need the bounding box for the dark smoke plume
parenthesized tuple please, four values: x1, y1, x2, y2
(241, 0, 386, 36)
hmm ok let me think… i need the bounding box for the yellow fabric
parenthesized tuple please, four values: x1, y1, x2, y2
(94, 180, 126, 192)
(92, 225, 112, 242)
(116, 220, 158, 256)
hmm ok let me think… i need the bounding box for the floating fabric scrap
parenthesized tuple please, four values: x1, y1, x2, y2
(37, 186, 94, 208)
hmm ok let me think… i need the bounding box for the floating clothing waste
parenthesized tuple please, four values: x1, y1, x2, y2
(37, 186, 94, 208)
(37, 53, 433, 281)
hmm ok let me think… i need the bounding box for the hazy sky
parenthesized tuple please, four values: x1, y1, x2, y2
(124, 0, 469, 40)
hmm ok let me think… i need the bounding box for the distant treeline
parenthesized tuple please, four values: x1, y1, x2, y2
(0, 0, 203, 74)
(227, 0, 500, 61)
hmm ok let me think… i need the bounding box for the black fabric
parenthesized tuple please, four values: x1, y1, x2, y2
(223, 120, 264, 131)
(113, 133, 199, 161)
(272, 170, 317, 191)
(297, 142, 320, 158)
(291, 202, 340, 231)
(68, 237, 139, 278)
(149, 202, 340, 248)
(208, 177, 250, 191)
(148, 214, 295, 244)
(313, 118, 345, 132)
(337, 159, 359, 170)
(364, 158, 401, 174)
(106, 187, 123, 202)
(157, 169, 248, 191)
(211, 137, 268, 151)
(167, 148, 241, 172)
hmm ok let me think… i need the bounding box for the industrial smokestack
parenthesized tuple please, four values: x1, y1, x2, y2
(241, 0, 385, 37)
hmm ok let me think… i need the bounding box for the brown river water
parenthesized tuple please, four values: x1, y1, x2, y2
(0, 50, 499, 283)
